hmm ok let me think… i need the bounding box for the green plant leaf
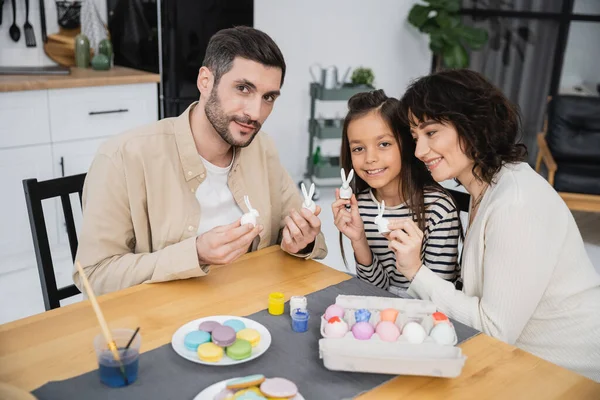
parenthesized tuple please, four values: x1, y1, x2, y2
(443, 43, 469, 68)
(420, 18, 439, 34)
(408, 5, 431, 28)
(459, 26, 488, 50)
(435, 10, 461, 29)
(430, 32, 445, 54)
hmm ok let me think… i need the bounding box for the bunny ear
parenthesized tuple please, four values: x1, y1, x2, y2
(308, 183, 315, 199)
(340, 168, 346, 182)
(301, 182, 308, 199)
(244, 195, 252, 211)
(347, 169, 354, 184)
(381, 200, 386, 217)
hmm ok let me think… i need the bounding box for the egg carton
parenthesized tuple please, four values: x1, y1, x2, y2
(318, 295, 467, 378)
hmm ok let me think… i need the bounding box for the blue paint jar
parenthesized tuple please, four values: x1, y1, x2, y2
(291, 309, 310, 333)
(355, 309, 371, 323)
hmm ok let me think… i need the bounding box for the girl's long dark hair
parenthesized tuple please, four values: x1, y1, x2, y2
(339, 90, 449, 267)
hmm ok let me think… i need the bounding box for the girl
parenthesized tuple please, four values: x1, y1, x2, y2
(331, 90, 460, 296)
(396, 69, 600, 382)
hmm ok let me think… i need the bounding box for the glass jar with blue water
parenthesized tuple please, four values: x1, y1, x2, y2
(94, 329, 141, 388)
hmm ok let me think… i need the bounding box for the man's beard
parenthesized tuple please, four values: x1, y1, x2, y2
(204, 88, 261, 148)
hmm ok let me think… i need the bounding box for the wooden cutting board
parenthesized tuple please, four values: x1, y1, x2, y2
(43, 28, 92, 67)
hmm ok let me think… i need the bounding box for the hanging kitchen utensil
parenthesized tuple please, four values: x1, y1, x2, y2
(39, 0, 47, 42)
(23, 0, 36, 47)
(9, 0, 20, 42)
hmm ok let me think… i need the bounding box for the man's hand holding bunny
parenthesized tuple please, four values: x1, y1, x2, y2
(281, 182, 322, 254)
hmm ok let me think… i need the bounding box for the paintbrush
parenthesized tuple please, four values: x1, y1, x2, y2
(75, 262, 128, 385)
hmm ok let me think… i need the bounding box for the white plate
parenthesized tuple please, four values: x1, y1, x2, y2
(171, 315, 272, 366)
(194, 377, 305, 400)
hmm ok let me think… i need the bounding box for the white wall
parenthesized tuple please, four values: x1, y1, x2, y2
(254, 0, 432, 182)
(0, 0, 106, 67)
(559, 0, 600, 93)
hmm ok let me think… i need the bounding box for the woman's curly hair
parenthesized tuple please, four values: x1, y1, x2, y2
(398, 69, 527, 184)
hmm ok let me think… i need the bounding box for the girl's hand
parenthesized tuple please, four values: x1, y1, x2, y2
(331, 189, 365, 243)
(387, 219, 424, 281)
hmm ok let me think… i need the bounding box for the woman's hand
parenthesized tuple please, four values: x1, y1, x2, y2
(331, 189, 365, 243)
(387, 219, 424, 281)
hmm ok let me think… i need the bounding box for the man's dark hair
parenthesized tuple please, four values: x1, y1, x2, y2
(203, 26, 286, 87)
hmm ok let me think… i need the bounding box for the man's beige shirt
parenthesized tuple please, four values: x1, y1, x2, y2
(74, 103, 327, 295)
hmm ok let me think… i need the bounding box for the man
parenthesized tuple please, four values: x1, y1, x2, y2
(74, 26, 327, 295)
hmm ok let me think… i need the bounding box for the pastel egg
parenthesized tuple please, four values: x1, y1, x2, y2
(432, 312, 450, 325)
(376, 321, 400, 342)
(402, 321, 427, 344)
(354, 309, 371, 323)
(324, 317, 348, 338)
(430, 322, 456, 345)
(379, 308, 399, 323)
(324, 304, 345, 321)
(351, 321, 375, 340)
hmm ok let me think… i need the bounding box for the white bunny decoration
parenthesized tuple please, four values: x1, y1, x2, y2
(301, 182, 317, 213)
(339, 168, 354, 200)
(240, 195, 259, 227)
(375, 200, 390, 234)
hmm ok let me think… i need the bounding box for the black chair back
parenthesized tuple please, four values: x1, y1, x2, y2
(446, 188, 470, 213)
(23, 173, 86, 310)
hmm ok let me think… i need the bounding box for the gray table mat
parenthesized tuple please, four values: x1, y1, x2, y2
(33, 278, 480, 400)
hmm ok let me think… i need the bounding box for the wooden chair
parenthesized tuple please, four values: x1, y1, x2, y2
(22, 173, 86, 310)
(536, 95, 600, 212)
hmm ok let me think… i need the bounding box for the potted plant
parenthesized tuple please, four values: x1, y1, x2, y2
(349, 67, 375, 88)
(407, 0, 488, 70)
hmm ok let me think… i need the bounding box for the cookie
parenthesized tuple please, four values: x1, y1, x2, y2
(198, 320, 221, 333)
(226, 374, 266, 390)
(259, 378, 298, 398)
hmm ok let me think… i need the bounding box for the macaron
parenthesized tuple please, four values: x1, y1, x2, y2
(226, 374, 266, 390)
(236, 328, 261, 347)
(197, 342, 224, 362)
(223, 319, 247, 333)
(260, 377, 298, 399)
(212, 325, 237, 347)
(183, 330, 211, 351)
(226, 339, 253, 361)
(198, 320, 221, 333)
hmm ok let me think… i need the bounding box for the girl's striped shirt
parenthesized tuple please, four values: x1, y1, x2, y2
(355, 189, 460, 296)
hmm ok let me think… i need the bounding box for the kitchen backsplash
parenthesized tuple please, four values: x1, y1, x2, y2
(0, 0, 107, 67)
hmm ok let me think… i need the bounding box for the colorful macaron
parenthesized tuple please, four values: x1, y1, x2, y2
(197, 342, 224, 363)
(226, 339, 253, 361)
(236, 328, 261, 347)
(211, 325, 237, 347)
(226, 374, 266, 390)
(183, 330, 211, 351)
(223, 319, 247, 333)
(198, 320, 222, 333)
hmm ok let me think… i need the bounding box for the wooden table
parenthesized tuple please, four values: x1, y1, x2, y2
(1, 246, 598, 399)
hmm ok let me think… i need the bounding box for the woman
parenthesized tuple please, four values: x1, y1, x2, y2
(391, 69, 600, 382)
